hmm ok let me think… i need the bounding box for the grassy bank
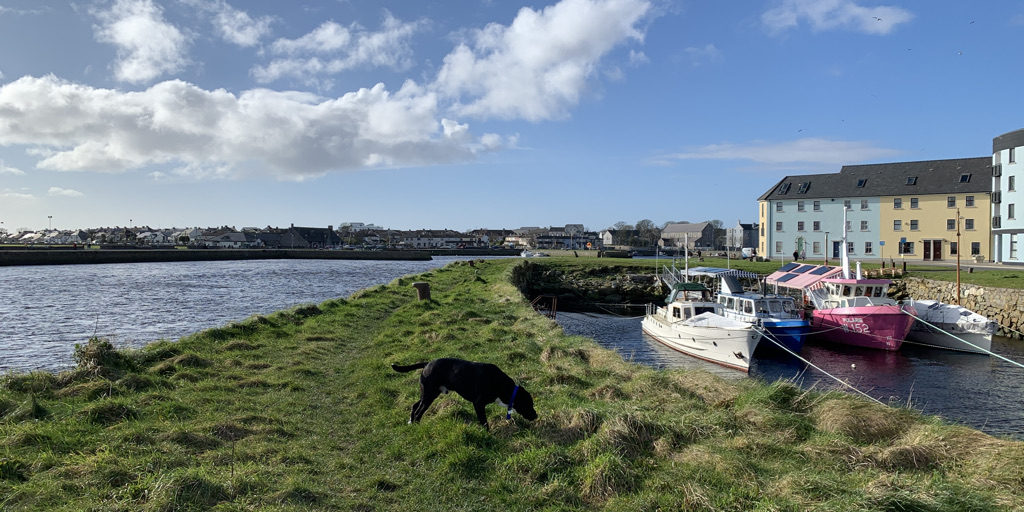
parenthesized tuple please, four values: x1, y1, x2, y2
(2, 259, 1022, 510)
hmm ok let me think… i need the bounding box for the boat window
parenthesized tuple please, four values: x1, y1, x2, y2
(727, 298, 736, 310)
(672, 307, 681, 319)
(743, 301, 754, 314)
(854, 286, 863, 297)
(842, 286, 851, 296)
(719, 297, 727, 305)
(769, 300, 783, 313)
(874, 287, 884, 298)
(756, 301, 769, 313)
(695, 306, 715, 315)
(683, 307, 692, 320)
(782, 300, 794, 313)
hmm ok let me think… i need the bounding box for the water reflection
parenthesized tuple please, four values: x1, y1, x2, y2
(556, 312, 1024, 440)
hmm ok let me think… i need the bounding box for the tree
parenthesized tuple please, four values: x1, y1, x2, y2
(611, 221, 632, 230)
(635, 219, 659, 247)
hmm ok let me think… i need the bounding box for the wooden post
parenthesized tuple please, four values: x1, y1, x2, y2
(411, 282, 431, 301)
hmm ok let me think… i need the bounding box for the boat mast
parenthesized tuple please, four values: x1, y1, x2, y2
(841, 206, 851, 279)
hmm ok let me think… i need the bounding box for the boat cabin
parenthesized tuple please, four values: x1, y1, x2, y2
(717, 294, 797, 321)
(812, 279, 898, 309)
(669, 302, 720, 321)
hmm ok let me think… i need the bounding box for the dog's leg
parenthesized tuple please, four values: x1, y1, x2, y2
(411, 388, 441, 423)
(473, 402, 490, 430)
(408, 400, 421, 424)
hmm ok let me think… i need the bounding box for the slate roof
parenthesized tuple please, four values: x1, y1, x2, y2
(993, 128, 1024, 153)
(662, 222, 710, 234)
(757, 157, 992, 201)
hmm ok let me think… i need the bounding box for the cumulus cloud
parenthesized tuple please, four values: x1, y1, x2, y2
(0, 75, 494, 178)
(0, 160, 25, 175)
(763, 0, 913, 35)
(0, 189, 34, 200)
(252, 13, 423, 85)
(433, 0, 651, 121)
(94, 0, 190, 83)
(653, 138, 903, 168)
(181, 0, 272, 47)
(684, 43, 722, 65)
(48, 187, 84, 197)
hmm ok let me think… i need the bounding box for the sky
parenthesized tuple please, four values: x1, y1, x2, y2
(1, 0, 1022, 233)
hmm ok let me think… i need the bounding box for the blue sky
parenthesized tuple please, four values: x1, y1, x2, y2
(1, 0, 1022, 233)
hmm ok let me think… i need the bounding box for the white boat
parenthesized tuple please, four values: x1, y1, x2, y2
(520, 250, 549, 257)
(642, 282, 761, 372)
(903, 299, 996, 354)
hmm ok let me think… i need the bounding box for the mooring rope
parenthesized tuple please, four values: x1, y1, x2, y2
(903, 311, 1024, 369)
(753, 326, 887, 407)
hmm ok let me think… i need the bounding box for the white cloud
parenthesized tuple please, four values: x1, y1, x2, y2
(763, 0, 913, 35)
(0, 189, 34, 200)
(433, 0, 651, 121)
(181, 0, 272, 47)
(654, 138, 903, 168)
(0, 75, 484, 179)
(0, 161, 24, 175)
(94, 0, 190, 83)
(252, 13, 423, 84)
(48, 187, 84, 197)
(684, 43, 722, 65)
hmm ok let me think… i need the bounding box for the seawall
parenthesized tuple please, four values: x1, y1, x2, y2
(901, 277, 1023, 339)
(0, 248, 433, 266)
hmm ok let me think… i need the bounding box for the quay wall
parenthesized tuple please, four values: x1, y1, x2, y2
(901, 277, 1023, 339)
(0, 249, 433, 266)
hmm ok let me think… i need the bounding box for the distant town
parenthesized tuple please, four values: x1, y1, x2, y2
(0, 220, 755, 252)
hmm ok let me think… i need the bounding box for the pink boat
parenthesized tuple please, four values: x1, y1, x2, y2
(766, 207, 917, 351)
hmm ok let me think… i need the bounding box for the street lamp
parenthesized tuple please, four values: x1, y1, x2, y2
(48, 215, 52, 230)
(956, 207, 962, 306)
(824, 231, 830, 265)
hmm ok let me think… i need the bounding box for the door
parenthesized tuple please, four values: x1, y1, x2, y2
(923, 240, 932, 261)
(832, 241, 842, 258)
(931, 240, 942, 261)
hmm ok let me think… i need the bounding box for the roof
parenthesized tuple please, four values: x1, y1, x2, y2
(765, 263, 844, 290)
(758, 157, 991, 201)
(993, 128, 1024, 153)
(662, 222, 710, 234)
(684, 266, 760, 279)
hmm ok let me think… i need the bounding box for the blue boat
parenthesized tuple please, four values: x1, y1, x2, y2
(714, 276, 809, 354)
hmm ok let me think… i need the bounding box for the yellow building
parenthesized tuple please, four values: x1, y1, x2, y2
(880, 192, 991, 262)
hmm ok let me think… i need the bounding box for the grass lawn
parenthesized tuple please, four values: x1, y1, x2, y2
(2, 259, 1022, 510)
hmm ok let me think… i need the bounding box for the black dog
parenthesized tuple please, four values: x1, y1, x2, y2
(392, 358, 537, 429)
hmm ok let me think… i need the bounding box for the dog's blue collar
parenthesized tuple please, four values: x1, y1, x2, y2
(506, 385, 519, 420)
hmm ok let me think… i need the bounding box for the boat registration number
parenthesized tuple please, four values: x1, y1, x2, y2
(840, 317, 870, 334)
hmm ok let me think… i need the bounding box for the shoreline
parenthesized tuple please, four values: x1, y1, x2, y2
(0, 248, 516, 266)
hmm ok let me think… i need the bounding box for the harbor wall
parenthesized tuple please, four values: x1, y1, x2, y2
(901, 277, 1023, 339)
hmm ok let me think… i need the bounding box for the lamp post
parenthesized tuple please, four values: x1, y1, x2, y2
(824, 231, 830, 265)
(956, 207, 962, 306)
(48, 215, 52, 230)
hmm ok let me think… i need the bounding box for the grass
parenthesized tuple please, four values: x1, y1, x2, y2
(1, 258, 1022, 510)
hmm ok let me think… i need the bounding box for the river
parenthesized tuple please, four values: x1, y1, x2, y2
(555, 312, 1024, 440)
(0, 257, 488, 374)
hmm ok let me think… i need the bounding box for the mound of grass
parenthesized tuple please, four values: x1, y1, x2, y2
(0, 258, 1020, 510)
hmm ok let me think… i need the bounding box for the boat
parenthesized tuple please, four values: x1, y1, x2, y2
(641, 282, 762, 372)
(715, 275, 809, 353)
(903, 299, 996, 353)
(766, 207, 916, 351)
(520, 250, 549, 257)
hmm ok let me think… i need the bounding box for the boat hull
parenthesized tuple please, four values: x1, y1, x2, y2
(641, 315, 761, 372)
(905, 325, 992, 354)
(810, 305, 915, 351)
(759, 319, 809, 354)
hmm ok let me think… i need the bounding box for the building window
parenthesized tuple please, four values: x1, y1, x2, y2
(910, 197, 919, 209)
(779, 183, 791, 194)
(797, 221, 805, 231)
(813, 200, 821, 211)
(950, 242, 957, 255)
(797, 182, 810, 194)
(1011, 234, 1019, 259)
(947, 196, 956, 207)
(965, 195, 975, 207)
(900, 241, 915, 255)
(797, 200, 805, 212)
(894, 198, 903, 209)
(760, 224, 764, 236)
(845, 220, 852, 231)
(959, 173, 971, 183)
(857, 178, 867, 188)
(1009, 204, 1016, 219)
(813, 241, 821, 254)
(847, 242, 854, 254)
(971, 242, 980, 255)
(776, 221, 783, 231)
(910, 220, 919, 230)
(813, 221, 821, 231)
(776, 202, 783, 212)
(947, 219, 955, 230)
(860, 220, 868, 231)
(860, 199, 869, 210)
(965, 218, 974, 230)
(843, 199, 851, 209)
(1010, 176, 1016, 191)
(1011, 147, 1016, 163)
(775, 241, 783, 253)
(906, 176, 917, 185)
(894, 220, 902, 230)
(865, 242, 873, 254)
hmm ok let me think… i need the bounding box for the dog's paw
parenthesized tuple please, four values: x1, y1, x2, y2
(407, 419, 413, 425)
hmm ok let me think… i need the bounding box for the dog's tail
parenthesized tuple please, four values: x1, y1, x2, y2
(391, 361, 429, 373)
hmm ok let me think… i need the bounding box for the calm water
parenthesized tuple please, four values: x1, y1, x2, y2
(556, 312, 1024, 440)
(0, 257, 487, 374)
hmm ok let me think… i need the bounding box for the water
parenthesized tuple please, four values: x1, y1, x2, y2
(0, 257, 488, 374)
(556, 312, 1024, 440)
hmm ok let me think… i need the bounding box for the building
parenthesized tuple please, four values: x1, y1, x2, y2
(660, 222, 714, 250)
(992, 129, 1024, 264)
(758, 157, 992, 262)
(726, 221, 758, 250)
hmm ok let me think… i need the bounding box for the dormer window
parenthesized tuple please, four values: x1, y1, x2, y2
(906, 176, 917, 185)
(797, 182, 810, 194)
(959, 173, 971, 183)
(856, 178, 867, 188)
(778, 183, 791, 194)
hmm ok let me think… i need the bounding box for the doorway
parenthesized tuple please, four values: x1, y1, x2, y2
(832, 241, 842, 259)
(923, 240, 943, 261)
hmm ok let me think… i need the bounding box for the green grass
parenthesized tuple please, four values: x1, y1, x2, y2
(2, 259, 1022, 510)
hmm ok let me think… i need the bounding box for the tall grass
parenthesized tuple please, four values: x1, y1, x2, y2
(1, 259, 1021, 510)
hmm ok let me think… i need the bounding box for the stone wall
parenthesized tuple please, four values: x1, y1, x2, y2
(901, 277, 1023, 339)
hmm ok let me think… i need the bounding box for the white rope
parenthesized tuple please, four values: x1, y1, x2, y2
(753, 326, 887, 407)
(903, 310, 1024, 369)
